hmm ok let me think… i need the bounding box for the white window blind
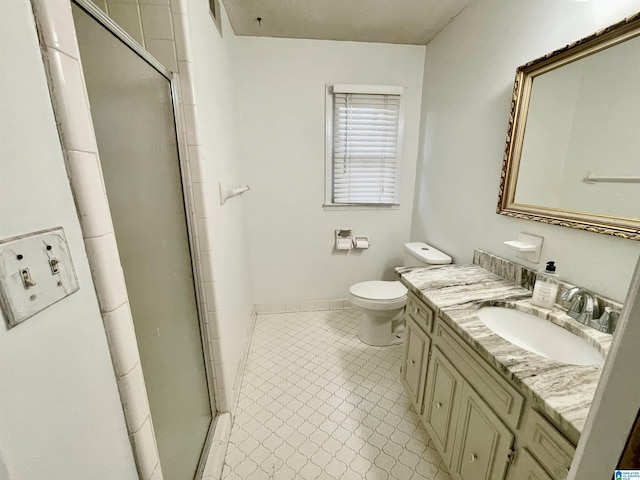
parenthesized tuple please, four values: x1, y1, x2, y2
(331, 90, 402, 204)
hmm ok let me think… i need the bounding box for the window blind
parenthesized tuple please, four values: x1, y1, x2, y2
(332, 92, 401, 204)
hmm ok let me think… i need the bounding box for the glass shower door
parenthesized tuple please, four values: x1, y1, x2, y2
(72, 4, 213, 479)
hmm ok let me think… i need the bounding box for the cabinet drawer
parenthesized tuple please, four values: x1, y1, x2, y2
(406, 293, 434, 333)
(523, 410, 574, 480)
(433, 317, 524, 429)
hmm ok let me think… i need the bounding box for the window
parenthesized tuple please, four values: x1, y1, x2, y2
(326, 84, 404, 206)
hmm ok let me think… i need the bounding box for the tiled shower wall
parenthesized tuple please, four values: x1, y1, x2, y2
(92, 0, 179, 73)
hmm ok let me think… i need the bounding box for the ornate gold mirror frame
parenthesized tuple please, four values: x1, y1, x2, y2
(497, 12, 640, 240)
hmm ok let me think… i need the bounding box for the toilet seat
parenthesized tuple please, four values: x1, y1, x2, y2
(349, 281, 408, 311)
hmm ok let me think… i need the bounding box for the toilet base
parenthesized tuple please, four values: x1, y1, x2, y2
(356, 306, 406, 347)
(358, 329, 404, 346)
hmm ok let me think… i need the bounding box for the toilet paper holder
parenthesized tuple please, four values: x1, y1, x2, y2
(335, 229, 353, 250)
(353, 236, 371, 249)
(335, 230, 371, 250)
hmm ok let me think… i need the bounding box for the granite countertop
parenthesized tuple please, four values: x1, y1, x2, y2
(396, 263, 612, 443)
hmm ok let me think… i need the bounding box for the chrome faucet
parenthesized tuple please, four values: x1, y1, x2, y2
(590, 307, 621, 334)
(561, 287, 600, 325)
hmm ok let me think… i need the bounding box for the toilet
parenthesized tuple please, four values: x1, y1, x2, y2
(349, 242, 452, 346)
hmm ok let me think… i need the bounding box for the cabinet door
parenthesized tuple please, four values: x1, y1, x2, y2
(421, 347, 464, 467)
(511, 449, 553, 480)
(450, 382, 514, 480)
(401, 316, 431, 409)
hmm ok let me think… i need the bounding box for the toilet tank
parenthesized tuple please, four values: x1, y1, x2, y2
(403, 242, 452, 267)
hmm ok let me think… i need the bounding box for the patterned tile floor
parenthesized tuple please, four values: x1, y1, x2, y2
(221, 309, 452, 480)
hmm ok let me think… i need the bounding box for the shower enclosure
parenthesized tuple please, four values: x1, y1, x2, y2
(72, 3, 214, 478)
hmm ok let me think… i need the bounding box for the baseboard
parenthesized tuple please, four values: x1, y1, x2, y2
(255, 298, 355, 314)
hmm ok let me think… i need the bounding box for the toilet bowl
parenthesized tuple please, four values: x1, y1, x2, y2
(350, 242, 451, 346)
(350, 281, 408, 346)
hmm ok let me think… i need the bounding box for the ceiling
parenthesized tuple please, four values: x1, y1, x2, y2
(221, 0, 475, 45)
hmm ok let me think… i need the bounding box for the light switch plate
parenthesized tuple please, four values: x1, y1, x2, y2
(0, 227, 79, 328)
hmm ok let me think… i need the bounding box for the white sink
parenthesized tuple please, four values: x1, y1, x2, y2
(477, 307, 604, 366)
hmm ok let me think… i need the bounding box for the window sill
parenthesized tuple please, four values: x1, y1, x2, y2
(323, 203, 400, 211)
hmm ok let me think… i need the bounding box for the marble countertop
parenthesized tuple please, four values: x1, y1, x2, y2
(396, 264, 612, 443)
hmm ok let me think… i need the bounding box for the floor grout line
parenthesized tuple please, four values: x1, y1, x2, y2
(221, 309, 451, 480)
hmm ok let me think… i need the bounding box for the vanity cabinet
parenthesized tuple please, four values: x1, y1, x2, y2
(400, 292, 576, 480)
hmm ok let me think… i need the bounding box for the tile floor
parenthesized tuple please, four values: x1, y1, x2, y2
(221, 309, 452, 480)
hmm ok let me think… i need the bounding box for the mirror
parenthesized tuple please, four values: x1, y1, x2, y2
(497, 13, 640, 240)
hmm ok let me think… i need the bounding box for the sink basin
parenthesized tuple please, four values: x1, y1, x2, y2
(477, 307, 604, 366)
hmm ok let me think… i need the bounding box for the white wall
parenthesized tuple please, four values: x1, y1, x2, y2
(186, 0, 255, 409)
(0, 2, 137, 479)
(235, 38, 425, 304)
(413, 0, 640, 301)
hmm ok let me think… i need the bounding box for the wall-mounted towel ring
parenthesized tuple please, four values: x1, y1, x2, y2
(219, 182, 250, 205)
(583, 172, 640, 184)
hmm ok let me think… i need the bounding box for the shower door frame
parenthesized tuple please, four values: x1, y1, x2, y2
(71, 1, 218, 477)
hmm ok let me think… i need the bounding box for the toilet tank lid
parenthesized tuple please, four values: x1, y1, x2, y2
(404, 242, 452, 265)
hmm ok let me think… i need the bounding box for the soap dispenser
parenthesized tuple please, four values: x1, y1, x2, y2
(531, 261, 559, 309)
